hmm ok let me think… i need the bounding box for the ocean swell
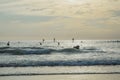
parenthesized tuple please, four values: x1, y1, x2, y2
(0, 59, 120, 67)
(0, 47, 105, 55)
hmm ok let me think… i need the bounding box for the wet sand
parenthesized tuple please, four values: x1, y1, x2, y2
(0, 74, 120, 80)
(0, 66, 120, 80)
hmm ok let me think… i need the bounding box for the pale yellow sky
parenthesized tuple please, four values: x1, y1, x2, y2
(0, 0, 120, 40)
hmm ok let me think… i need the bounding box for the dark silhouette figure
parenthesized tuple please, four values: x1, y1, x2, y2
(7, 41, 10, 47)
(72, 38, 74, 43)
(73, 45, 80, 49)
(40, 42, 42, 45)
(58, 42, 60, 46)
(42, 39, 45, 43)
(53, 38, 56, 42)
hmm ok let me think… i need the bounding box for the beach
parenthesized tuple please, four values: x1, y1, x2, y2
(0, 66, 120, 80)
(0, 74, 120, 80)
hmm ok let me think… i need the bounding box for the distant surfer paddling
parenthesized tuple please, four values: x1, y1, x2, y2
(73, 45, 80, 49)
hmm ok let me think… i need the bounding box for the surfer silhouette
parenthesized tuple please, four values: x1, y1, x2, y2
(53, 38, 56, 42)
(7, 41, 10, 47)
(58, 42, 60, 46)
(72, 38, 74, 43)
(73, 45, 80, 49)
(42, 39, 45, 43)
(40, 42, 42, 45)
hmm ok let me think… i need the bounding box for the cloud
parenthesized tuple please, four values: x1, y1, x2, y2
(112, 10, 120, 16)
(0, 0, 18, 4)
(0, 0, 120, 18)
(0, 0, 120, 39)
(0, 12, 57, 23)
(30, 8, 47, 12)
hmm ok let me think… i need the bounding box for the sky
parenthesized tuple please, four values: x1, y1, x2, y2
(0, 0, 120, 40)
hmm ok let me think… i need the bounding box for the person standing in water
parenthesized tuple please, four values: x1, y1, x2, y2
(53, 38, 56, 42)
(72, 38, 74, 43)
(42, 38, 45, 43)
(7, 41, 10, 47)
(58, 42, 60, 46)
(40, 42, 42, 45)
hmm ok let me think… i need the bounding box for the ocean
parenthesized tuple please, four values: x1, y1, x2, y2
(0, 40, 120, 76)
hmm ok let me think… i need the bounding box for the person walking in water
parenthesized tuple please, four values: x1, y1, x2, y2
(42, 38, 45, 43)
(7, 41, 10, 47)
(72, 38, 74, 43)
(53, 38, 56, 42)
(58, 42, 60, 46)
(40, 42, 42, 45)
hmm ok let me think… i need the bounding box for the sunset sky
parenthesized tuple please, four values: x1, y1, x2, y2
(0, 0, 120, 40)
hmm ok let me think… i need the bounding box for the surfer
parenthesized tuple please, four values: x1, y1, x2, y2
(7, 41, 10, 47)
(58, 42, 60, 46)
(81, 41, 83, 43)
(72, 38, 74, 43)
(40, 42, 42, 45)
(73, 45, 80, 49)
(42, 39, 45, 43)
(53, 38, 56, 42)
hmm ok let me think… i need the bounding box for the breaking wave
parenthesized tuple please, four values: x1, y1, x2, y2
(0, 59, 120, 67)
(0, 47, 105, 55)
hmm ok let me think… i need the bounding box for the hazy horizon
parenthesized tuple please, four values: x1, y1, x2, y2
(0, 0, 120, 40)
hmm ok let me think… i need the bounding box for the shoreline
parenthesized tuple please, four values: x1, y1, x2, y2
(0, 65, 120, 77)
(0, 74, 119, 80)
(0, 72, 120, 76)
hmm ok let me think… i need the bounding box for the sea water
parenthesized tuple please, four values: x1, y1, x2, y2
(0, 40, 120, 76)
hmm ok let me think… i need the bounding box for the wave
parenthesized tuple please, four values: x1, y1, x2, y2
(104, 40, 120, 43)
(0, 59, 120, 67)
(0, 47, 105, 55)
